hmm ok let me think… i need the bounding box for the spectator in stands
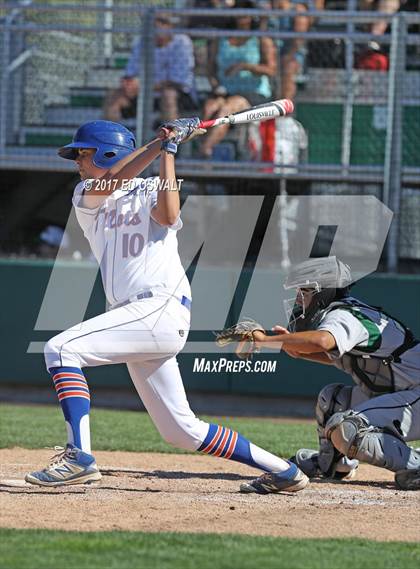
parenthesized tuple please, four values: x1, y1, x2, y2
(195, 0, 236, 7)
(37, 225, 70, 259)
(193, 0, 237, 28)
(266, 0, 311, 100)
(360, 0, 400, 36)
(104, 15, 196, 122)
(355, 40, 389, 70)
(200, 0, 277, 158)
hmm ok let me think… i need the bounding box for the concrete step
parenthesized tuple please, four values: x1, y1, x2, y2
(23, 119, 138, 147)
(20, 126, 74, 147)
(113, 55, 129, 70)
(70, 87, 106, 108)
(84, 67, 122, 89)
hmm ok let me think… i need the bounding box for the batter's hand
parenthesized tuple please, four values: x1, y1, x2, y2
(158, 117, 207, 144)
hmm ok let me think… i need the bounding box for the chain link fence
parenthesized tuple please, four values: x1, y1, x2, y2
(0, 1, 419, 269)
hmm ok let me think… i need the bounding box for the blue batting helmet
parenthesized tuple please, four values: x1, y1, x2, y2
(58, 120, 136, 168)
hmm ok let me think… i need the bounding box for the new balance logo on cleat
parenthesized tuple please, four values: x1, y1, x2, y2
(25, 444, 102, 487)
(240, 462, 309, 495)
(54, 464, 75, 477)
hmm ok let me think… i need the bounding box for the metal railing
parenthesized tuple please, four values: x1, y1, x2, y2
(1, 2, 420, 269)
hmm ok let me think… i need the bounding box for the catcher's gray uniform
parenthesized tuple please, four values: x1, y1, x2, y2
(307, 297, 420, 483)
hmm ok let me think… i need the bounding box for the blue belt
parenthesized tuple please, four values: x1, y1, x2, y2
(113, 291, 191, 311)
(180, 295, 192, 310)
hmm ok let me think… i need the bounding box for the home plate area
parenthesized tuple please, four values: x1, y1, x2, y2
(0, 448, 418, 541)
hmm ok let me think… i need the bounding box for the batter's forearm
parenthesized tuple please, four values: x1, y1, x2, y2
(82, 138, 161, 208)
(105, 138, 161, 186)
(151, 151, 180, 226)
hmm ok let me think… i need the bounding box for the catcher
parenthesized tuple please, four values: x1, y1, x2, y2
(216, 256, 420, 491)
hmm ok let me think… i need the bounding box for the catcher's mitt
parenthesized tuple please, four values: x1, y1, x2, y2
(215, 318, 265, 360)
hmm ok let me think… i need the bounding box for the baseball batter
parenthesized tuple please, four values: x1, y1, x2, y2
(25, 119, 308, 494)
(224, 257, 420, 491)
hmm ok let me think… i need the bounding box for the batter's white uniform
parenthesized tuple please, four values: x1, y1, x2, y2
(44, 177, 209, 450)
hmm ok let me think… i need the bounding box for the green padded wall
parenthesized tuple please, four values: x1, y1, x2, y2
(1, 260, 419, 397)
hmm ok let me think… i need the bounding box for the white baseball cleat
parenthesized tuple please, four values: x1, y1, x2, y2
(25, 444, 102, 487)
(240, 462, 309, 494)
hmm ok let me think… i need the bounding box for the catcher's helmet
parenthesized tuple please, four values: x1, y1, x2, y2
(284, 256, 352, 292)
(58, 120, 136, 168)
(284, 256, 353, 331)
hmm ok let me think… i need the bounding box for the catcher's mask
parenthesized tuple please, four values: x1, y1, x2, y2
(58, 120, 136, 168)
(283, 256, 352, 332)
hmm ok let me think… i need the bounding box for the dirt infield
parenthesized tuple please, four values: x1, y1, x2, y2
(0, 448, 418, 542)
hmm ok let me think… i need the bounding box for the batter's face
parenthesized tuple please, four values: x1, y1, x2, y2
(75, 148, 106, 180)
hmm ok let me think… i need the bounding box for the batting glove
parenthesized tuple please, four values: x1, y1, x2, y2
(159, 117, 206, 154)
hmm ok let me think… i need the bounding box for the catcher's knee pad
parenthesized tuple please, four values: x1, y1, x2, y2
(325, 410, 420, 472)
(315, 383, 353, 429)
(325, 411, 369, 458)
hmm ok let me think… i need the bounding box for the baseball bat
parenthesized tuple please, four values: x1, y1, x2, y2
(199, 98, 294, 129)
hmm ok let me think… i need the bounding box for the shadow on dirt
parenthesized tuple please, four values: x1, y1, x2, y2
(102, 468, 256, 481)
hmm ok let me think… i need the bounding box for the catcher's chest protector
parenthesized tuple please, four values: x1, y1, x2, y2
(323, 299, 420, 395)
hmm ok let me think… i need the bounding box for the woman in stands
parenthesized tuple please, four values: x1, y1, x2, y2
(200, 0, 277, 158)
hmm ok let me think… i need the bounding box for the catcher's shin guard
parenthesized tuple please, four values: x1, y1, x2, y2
(325, 411, 420, 473)
(291, 448, 358, 480)
(314, 383, 357, 477)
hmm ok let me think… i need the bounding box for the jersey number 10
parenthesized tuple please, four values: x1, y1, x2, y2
(122, 233, 144, 258)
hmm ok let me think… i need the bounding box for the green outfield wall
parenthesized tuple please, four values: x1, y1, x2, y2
(1, 259, 419, 397)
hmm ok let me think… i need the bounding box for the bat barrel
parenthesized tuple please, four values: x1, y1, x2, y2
(199, 99, 294, 130)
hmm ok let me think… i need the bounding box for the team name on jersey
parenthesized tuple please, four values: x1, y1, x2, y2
(94, 208, 141, 233)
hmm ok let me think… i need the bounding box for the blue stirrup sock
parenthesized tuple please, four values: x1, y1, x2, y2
(198, 423, 289, 472)
(49, 366, 91, 454)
